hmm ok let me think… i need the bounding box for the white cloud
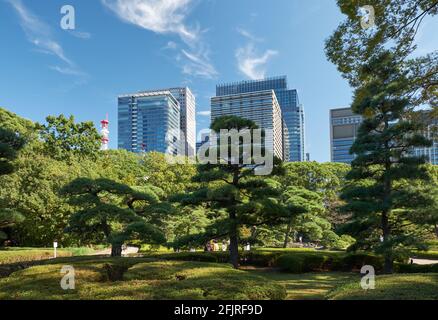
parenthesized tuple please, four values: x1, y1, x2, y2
(236, 44, 278, 80)
(197, 110, 211, 116)
(101, 0, 217, 79)
(236, 27, 263, 42)
(164, 41, 178, 50)
(7, 0, 72, 65)
(101, 0, 197, 42)
(68, 31, 92, 40)
(49, 66, 87, 76)
(181, 49, 217, 79)
(6, 0, 85, 77)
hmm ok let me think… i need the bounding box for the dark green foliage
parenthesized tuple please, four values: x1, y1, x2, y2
(340, 51, 434, 273)
(0, 127, 26, 241)
(325, 0, 438, 108)
(62, 178, 166, 256)
(395, 262, 438, 273)
(37, 115, 101, 161)
(171, 116, 288, 268)
(0, 128, 25, 176)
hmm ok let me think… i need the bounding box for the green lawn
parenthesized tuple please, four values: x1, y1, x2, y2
(0, 257, 286, 300)
(0, 247, 99, 265)
(327, 273, 438, 300)
(1, 252, 438, 300)
(249, 270, 356, 300)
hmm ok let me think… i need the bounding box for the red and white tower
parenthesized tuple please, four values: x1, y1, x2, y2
(100, 115, 109, 151)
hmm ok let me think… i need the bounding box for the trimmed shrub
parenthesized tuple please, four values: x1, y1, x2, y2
(395, 263, 438, 274)
(338, 253, 384, 272)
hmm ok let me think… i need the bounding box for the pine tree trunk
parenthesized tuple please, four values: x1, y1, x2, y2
(229, 212, 239, 269)
(283, 220, 293, 248)
(382, 127, 393, 274)
(111, 244, 122, 257)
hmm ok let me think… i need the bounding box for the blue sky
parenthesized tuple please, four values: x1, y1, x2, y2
(0, 0, 436, 162)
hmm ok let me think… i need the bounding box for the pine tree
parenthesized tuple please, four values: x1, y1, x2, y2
(0, 128, 26, 241)
(61, 178, 166, 256)
(341, 51, 433, 273)
(172, 116, 288, 268)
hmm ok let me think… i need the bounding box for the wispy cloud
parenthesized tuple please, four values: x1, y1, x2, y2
(236, 27, 263, 42)
(68, 30, 92, 40)
(101, 0, 217, 79)
(236, 43, 278, 80)
(49, 66, 87, 77)
(6, 0, 84, 77)
(197, 110, 211, 117)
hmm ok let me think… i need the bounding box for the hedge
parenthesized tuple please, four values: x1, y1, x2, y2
(152, 250, 387, 273)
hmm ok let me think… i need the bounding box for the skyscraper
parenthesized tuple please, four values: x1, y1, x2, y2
(215, 76, 305, 162)
(329, 107, 363, 164)
(211, 90, 284, 160)
(118, 91, 180, 155)
(139, 87, 196, 157)
(330, 107, 438, 165)
(168, 88, 196, 157)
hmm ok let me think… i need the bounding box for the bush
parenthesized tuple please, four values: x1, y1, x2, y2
(152, 250, 386, 273)
(395, 263, 438, 273)
(276, 253, 338, 273)
(337, 253, 384, 272)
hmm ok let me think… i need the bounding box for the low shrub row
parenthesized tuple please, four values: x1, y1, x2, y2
(276, 252, 384, 273)
(395, 263, 438, 273)
(152, 250, 386, 273)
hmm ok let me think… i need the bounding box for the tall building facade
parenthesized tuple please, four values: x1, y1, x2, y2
(118, 91, 180, 155)
(211, 90, 284, 160)
(330, 107, 363, 164)
(330, 107, 438, 165)
(168, 88, 196, 157)
(215, 76, 305, 162)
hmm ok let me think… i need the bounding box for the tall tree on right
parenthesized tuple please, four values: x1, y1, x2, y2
(341, 51, 433, 273)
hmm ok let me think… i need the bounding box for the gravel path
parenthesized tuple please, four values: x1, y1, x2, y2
(411, 258, 438, 265)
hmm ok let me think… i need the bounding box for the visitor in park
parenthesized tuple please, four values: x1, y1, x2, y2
(221, 241, 227, 252)
(213, 240, 220, 252)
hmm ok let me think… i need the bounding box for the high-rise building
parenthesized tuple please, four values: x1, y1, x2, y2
(211, 90, 284, 160)
(215, 76, 305, 162)
(330, 107, 438, 164)
(329, 107, 363, 164)
(168, 88, 196, 157)
(118, 90, 180, 155)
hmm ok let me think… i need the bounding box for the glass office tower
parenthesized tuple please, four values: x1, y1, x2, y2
(118, 91, 180, 155)
(330, 107, 363, 164)
(330, 107, 438, 165)
(168, 88, 196, 157)
(211, 90, 284, 160)
(216, 76, 305, 162)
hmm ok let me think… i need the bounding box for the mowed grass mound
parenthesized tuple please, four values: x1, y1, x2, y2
(0, 257, 286, 300)
(0, 247, 99, 265)
(0, 248, 73, 265)
(327, 273, 438, 300)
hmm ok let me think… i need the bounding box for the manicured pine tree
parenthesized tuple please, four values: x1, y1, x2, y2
(61, 178, 166, 256)
(341, 51, 433, 273)
(172, 116, 289, 269)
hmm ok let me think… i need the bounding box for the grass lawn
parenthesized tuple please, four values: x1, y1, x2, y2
(0, 257, 286, 300)
(327, 273, 438, 300)
(250, 270, 357, 300)
(0, 247, 99, 265)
